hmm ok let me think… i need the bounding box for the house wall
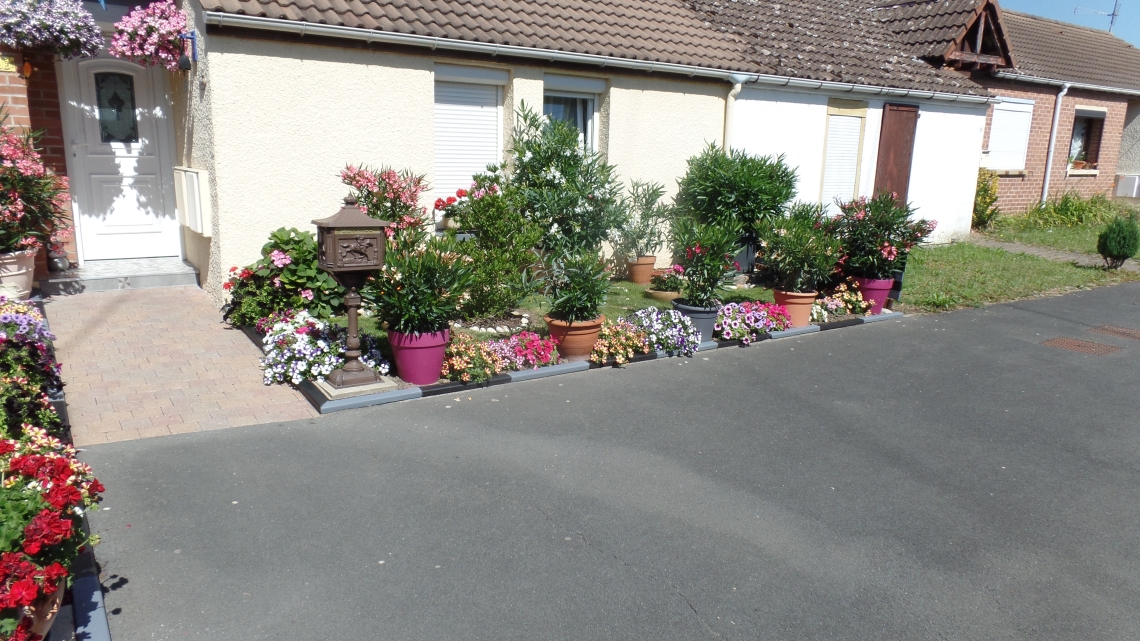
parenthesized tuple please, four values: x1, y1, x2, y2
(975, 78, 1130, 213)
(1119, 101, 1140, 176)
(732, 87, 984, 242)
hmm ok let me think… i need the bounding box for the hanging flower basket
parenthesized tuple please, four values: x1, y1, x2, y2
(109, 0, 190, 72)
(0, 0, 103, 59)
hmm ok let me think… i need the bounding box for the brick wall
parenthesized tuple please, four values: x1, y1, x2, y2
(975, 77, 1130, 214)
(0, 51, 31, 127)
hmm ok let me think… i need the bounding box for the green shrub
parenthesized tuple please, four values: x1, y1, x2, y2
(671, 216, 740, 307)
(1020, 192, 1119, 228)
(510, 103, 624, 253)
(756, 203, 840, 293)
(675, 144, 797, 237)
(612, 181, 671, 261)
(973, 169, 1001, 229)
(538, 249, 611, 322)
(440, 167, 543, 319)
(1097, 214, 1140, 269)
(222, 228, 345, 326)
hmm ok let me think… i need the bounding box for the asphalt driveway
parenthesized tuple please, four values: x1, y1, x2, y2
(83, 283, 1140, 640)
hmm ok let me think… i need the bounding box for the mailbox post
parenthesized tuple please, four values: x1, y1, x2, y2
(312, 196, 391, 388)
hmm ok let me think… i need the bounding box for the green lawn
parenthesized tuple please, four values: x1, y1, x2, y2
(515, 280, 773, 325)
(984, 224, 1105, 256)
(897, 243, 1139, 312)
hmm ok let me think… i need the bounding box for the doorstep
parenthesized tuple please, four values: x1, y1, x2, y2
(39, 257, 199, 295)
(243, 310, 908, 414)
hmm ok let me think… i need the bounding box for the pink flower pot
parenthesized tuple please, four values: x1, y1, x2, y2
(388, 329, 450, 385)
(851, 276, 894, 314)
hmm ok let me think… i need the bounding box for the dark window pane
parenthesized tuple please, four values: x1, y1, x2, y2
(95, 72, 139, 143)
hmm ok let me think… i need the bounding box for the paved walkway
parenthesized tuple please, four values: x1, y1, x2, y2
(967, 232, 1140, 272)
(44, 286, 318, 446)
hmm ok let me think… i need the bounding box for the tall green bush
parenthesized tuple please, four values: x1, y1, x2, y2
(611, 181, 671, 261)
(440, 167, 543, 319)
(973, 169, 1001, 230)
(509, 103, 624, 253)
(1097, 214, 1140, 269)
(675, 144, 797, 237)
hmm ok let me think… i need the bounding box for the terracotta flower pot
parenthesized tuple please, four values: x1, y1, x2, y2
(544, 314, 604, 362)
(645, 289, 680, 303)
(0, 248, 36, 301)
(850, 276, 894, 314)
(388, 329, 449, 385)
(773, 290, 818, 328)
(27, 584, 65, 638)
(671, 300, 718, 343)
(626, 255, 656, 285)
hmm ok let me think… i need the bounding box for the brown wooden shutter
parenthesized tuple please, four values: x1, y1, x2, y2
(874, 104, 920, 204)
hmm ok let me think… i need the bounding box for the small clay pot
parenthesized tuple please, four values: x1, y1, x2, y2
(625, 256, 656, 285)
(773, 290, 818, 328)
(544, 314, 605, 362)
(645, 290, 680, 303)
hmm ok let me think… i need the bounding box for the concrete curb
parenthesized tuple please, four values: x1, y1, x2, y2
(239, 313, 905, 414)
(72, 571, 112, 641)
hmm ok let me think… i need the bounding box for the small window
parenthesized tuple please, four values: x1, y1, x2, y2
(820, 99, 868, 211)
(94, 72, 138, 143)
(543, 94, 595, 149)
(983, 101, 1033, 171)
(1069, 110, 1105, 169)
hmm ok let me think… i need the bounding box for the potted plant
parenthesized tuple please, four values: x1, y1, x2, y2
(612, 181, 670, 284)
(623, 307, 701, 357)
(537, 249, 610, 362)
(756, 203, 840, 327)
(0, 114, 72, 300)
(108, 0, 190, 71)
(646, 265, 684, 302)
(669, 216, 739, 341)
(829, 193, 936, 314)
(0, 0, 103, 60)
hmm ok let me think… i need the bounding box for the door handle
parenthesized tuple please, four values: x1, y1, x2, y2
(70, 142, 87, 158)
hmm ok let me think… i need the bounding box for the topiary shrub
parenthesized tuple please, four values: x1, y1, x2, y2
(1097, 214, 1140, 269)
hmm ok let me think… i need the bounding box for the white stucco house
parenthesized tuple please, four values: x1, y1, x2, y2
(36, 0, 1003, 296)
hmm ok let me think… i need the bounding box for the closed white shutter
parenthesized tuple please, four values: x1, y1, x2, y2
(434, 81, 501, 207)
(983, 101, 1033, 170)
(821, 114, 863, 210)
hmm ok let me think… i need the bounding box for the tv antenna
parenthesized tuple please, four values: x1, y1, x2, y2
(1075, 0, 1122, 32)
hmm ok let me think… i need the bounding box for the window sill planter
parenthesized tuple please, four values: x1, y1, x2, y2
(1066, 169, 1100, 177)
(545, 315, 604, 362)
(388, 329, 450, 385)
(626, 255, 656, 285)
(671, 300, 718, 342)
(849, 276, 895, 315)
(645, 289, 680, 303)
(771, 290, 817, 328)
(0, 248, 37, 300)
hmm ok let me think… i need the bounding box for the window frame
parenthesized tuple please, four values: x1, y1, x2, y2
(1069, 106, 1107, 169)
(819, 99, 868, 210)
(982, 97, 1034, 172)
(543, 90, 599, 151)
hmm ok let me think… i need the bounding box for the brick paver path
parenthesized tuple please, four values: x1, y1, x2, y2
(967, 232, 1140, 273)
(44, 287, 318, 446)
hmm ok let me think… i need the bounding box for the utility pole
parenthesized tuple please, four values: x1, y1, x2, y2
(1074, 0, 1122, 32)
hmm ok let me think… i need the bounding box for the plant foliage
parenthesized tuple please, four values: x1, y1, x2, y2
(828, 193, 936, 280)
(537, 249, 610, 323)
(222, 228, 344, 326)
(756, 203, 840, 293)
(611, 181, 671, 260)
(670, 216, 739, 308)
(973, 169, 1001, 230)
(1097, 214, 1140, 269)
(675, 144, 797, 236)
(0, 113, 72, 256)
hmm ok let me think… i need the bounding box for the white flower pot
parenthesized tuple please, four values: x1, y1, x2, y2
(0, 249, 36, 300)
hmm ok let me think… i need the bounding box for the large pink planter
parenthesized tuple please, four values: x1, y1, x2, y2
(388, 329, 449, 385)
(852, 276, 894, 314)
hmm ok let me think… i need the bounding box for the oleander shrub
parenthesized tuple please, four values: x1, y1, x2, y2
(675, 144, 797, 238)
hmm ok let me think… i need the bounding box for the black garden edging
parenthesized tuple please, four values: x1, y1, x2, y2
(245, 311, 905, 414)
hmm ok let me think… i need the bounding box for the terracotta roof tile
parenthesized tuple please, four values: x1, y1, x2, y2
(197, 0, 990, 95)
(1000, 10, 1140, 92)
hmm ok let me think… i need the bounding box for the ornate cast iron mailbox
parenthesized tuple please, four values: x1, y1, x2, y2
(312, 196, 391, 388)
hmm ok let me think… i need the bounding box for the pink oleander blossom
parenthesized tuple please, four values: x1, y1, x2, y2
(108, 0, 189, 72)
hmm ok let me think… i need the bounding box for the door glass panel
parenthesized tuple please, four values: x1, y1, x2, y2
(94, 72, 139, 143)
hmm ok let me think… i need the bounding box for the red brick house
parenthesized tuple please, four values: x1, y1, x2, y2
(973, 11, 1140, 213)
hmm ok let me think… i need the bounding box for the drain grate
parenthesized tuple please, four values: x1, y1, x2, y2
(1041, 337, 1122, 355)
(1090, 325, 1140, 341)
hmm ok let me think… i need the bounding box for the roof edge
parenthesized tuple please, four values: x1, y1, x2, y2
(992, 71, 1140, 97)
(204, 12, 1001, 104)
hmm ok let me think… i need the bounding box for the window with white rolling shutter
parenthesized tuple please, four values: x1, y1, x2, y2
(982, 100, 1033, 171)
(820, 100, 868, 211)
(433, 79, 502, 214)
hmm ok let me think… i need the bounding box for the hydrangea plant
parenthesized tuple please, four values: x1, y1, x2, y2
(109, 0, 189, 72)
(259, 311, 388, 386)
(0, 0, 102, 59)
(623, 307, 700, 357)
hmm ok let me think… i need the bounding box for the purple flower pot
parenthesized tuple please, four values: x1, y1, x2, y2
(388, 329, 449, 385)
(851, 276, 895, 314)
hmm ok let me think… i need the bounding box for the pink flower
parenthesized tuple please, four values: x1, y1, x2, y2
(300, 289, 313, 301)
(880, 243, 898, 261)
(270, 250, 292, 268)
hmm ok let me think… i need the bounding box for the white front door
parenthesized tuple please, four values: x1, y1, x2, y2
(60, 57, 180, 261)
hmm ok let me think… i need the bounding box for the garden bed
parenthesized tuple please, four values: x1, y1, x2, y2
(239, 311, 903, 414)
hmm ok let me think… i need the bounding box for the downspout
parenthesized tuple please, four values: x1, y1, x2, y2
(723, 73, 752, 150)
(1041, 82, 1071, 203)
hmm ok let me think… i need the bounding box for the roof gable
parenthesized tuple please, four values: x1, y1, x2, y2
(873, 0, 1013, 70)
(1000, 10, 1140, 92)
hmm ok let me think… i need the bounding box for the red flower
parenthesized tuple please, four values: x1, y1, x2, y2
(222, 282, 233, 291)
(6, 577, 38, 607)
(446, 196, 457, 205)
(239, 268, 253, 280)
(455, 188, 467, 198)
(0, 440, 14, 456)
(22, 509, 73, 555)
(433, 198, 446, 210)
(229, 266, 238, 273)
(88, 479, 105, 495)
(45, 484, 82, 510)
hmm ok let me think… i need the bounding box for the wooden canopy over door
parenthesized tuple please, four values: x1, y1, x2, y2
(874, 103, 919, 204)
